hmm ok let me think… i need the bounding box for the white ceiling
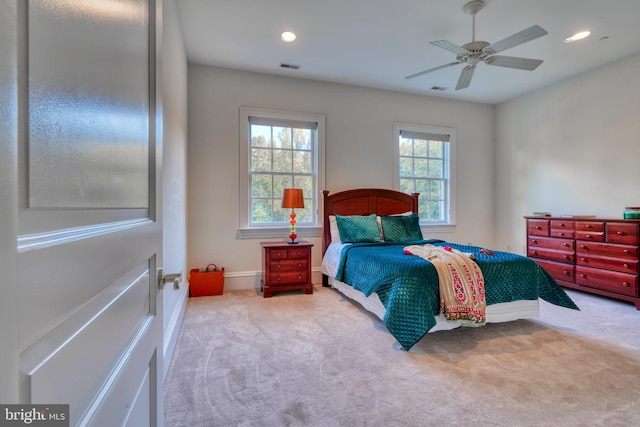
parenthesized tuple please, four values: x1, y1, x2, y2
(176, 0, 640, 104)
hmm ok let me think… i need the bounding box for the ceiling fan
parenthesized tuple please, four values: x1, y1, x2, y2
(406, 0, 547, 90)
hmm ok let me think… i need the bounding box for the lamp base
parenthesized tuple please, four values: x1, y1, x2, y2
(287, 240, 299, 244)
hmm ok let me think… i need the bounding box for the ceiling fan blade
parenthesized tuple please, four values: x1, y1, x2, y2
(430, 40, 469, 55)
(455, 65, 475, 91)
(405, 61, 461, 80)
(485, 55, 543, 71)
(485, 25, 548, 54)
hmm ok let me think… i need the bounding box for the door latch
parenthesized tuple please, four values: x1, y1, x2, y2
(158, 269, 182, 290)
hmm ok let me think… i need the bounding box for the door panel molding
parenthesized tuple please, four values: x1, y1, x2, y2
(20, 262, 154, 423)
(18, 218, 152, 253)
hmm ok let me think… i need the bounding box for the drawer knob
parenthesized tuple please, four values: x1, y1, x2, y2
(579, 273, 585, 278)
(559, 233, 565, 237)
(624, 249, 630, 254)
(617, 231, 623, 235)
(623, 263, 629, 269)
(564, 243, 569, 247)
(564, 271, 570, 276)
(580, 245, 586, 249)
(622, 281, 629, 287)
(533, 240, 538, 244)
(298, 263, 302, 268)
(563, 255, 568, 259)
(586, 224, 591, 228)
(580, 257, 586, 261)
(585, 234, 591, 238)
(535, 226, 541, 230)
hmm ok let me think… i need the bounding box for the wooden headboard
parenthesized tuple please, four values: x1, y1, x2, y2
(322, 188, 419, 256)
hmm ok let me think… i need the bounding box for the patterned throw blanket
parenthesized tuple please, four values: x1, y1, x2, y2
(404, 244, 486, 326)
(334, 240, 579, 350)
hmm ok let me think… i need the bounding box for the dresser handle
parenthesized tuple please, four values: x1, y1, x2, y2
(535, 226, 541, 230)
(580, 257, 586, 261)
(579, 273, 585, 278)
(564, 243, 569, 247)
(559, 233, 565, 237)
(585, 234, 590, 238)
(617, 231, 623, 235)
(563, 255, 568, 259)
(580, 245, 586, 249)
(586, 224, 591, 228)
(623, 263, 629, 268)
(564, 271, 570, 276)
(298, 263, 302, 268)
(622, 281, 629, 287)
(624, 249, 630, 254)
(533, 240, 538, 244)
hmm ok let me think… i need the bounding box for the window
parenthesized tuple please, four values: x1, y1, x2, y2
(394, 122, 456, 227)
(239, 107, 325, 238)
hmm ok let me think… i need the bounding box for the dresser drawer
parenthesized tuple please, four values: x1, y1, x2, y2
(576, 255, 639, 274)
(270, 259, 308, 272)
(576, 242, 638, 260)
(528, 247, 574, 264)
(576, 266, 638, 297)
(575, 231, 604, 242)
(527, 219, 549, 236)
(550, 229, 574, 239)
(528, 236, 574, 251)
(575, 221, 604, 232)
(534, 258, 574, 283)
(550, 220, 574, 230)
(606, 223, 639, 245)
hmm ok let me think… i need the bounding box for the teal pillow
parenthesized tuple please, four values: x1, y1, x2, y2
(380, 214, 423, 242)
(336, 214, 382, 243)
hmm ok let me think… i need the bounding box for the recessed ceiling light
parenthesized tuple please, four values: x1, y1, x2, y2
(564, 30, 591, 43)
(281, 31, 297, 42)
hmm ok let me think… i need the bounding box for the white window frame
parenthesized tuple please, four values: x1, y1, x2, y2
(238, 107, 325, 239)
(393, 122, 456, 231)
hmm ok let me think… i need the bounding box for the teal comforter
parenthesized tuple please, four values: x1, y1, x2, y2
(334, 240, 579, 350)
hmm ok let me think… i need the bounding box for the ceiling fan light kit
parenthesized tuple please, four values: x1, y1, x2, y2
(406, 0, 547, 91)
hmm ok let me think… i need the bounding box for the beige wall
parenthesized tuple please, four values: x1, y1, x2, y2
(187, 65, 496, 290)
(495, 52, 640, 254)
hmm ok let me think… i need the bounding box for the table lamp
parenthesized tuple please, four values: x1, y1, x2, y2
(281, 188, 304, 244)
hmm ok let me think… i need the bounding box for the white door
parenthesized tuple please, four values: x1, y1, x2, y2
(1, 1, 165, 425)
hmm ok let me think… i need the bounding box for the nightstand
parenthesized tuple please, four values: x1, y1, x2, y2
(260, 241, 313, 298)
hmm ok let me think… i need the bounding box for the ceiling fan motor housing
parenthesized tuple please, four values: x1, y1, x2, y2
(463, 0, 485, 15)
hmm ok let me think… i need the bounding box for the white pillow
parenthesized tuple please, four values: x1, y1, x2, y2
(329, 215, 341, 243)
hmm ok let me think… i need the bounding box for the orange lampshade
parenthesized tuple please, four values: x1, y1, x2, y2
(281, 188, 304, 209)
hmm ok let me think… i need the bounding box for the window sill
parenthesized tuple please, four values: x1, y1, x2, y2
(420, 223, 456, 233)
(237, 226, 322, 240)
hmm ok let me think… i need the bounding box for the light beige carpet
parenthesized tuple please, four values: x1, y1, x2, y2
(164, 286, 640, 427)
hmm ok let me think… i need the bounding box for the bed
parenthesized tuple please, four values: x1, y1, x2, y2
(320, 188, 579, 350)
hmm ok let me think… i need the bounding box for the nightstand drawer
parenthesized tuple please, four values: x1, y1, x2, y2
(270, 259, 308, 272)
(268, 271, 309, 285)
